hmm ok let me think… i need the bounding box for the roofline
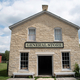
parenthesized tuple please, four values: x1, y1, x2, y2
(9, 11, 45, 30)
(9, 11, 80, 30)
(46, 11, 80, 30)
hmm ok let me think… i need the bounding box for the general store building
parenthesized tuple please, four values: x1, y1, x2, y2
(8, 5, 80, 77)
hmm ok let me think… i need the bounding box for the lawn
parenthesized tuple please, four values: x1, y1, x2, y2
(0, 63, 10, 80)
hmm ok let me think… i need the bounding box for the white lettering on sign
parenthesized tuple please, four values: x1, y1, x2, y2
(25, 42, 64, 48)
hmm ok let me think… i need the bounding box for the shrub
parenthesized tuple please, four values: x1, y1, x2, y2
(29, 76, 32, 78)
(74, 63, 80, 77)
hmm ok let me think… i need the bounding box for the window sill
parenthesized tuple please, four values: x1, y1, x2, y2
(54, 40, 63, 42)
(18, 70, 29, 72)
(27, 40, 36, 42)
(62, 69, 72, 72)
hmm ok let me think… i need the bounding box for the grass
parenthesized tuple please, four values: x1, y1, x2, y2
(0, 63, 10, 80)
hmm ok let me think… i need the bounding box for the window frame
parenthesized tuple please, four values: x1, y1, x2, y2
(54, 27, 62, 41)
(28, 27, 36, 41)
(20, 52, 29, 70)
(61, 52, 71, 70)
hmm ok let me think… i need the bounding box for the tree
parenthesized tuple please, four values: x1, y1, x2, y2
(5, 50, 10, 61)
(2, 53, 5, 61)
(2, 50, 10, 61)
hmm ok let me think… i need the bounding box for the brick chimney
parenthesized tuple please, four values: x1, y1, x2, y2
(42, 5, 48, 11)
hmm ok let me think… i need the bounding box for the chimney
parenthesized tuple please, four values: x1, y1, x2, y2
(42, 5, 48, 11)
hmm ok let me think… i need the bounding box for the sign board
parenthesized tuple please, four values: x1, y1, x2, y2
(24, 42, 64, 48)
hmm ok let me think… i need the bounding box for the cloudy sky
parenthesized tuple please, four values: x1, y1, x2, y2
(0, 0, 80, 53)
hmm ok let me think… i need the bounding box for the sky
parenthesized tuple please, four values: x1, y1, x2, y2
(0, 0, 80, 53)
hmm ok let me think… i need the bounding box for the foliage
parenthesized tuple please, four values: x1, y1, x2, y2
(0, 63, 10, 80)
(74, 63, 80, 77)
(5, 50, 9, 61)
(2, 50, 10, 61)
(2, 54, 5, 61)
(29, 76, 32, 78)
(54, 77, 56, 80)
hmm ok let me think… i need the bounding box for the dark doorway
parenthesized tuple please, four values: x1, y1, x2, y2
(38, 56, 52, 75)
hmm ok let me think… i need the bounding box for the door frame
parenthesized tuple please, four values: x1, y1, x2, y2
(37, 54, 54, 76)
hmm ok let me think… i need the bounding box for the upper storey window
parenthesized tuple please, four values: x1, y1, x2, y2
(28, 27, 36, 41)
(54, 28, 62, 41)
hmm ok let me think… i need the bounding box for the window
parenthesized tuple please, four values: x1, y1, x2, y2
(62, 52, 70, 69)
(28, 28, 36, 41)
(20, 53, 28, 70)
(54, 28, 62, 41)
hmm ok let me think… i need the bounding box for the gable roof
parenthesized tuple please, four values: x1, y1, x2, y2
(9, 11, 80, 30)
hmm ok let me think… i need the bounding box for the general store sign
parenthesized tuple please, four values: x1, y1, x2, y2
(24, 42, 64, 48)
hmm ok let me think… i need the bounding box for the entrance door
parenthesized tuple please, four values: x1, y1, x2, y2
(38, 56, 52, 75)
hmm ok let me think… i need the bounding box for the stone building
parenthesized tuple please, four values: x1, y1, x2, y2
(8, 5, 80, 77)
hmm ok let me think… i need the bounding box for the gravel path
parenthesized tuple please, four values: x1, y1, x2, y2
(7, 77, 77, 80)
(7, 78, 34, 80)
(56, 77, 77, 80)
(37, 78, 54, 80)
